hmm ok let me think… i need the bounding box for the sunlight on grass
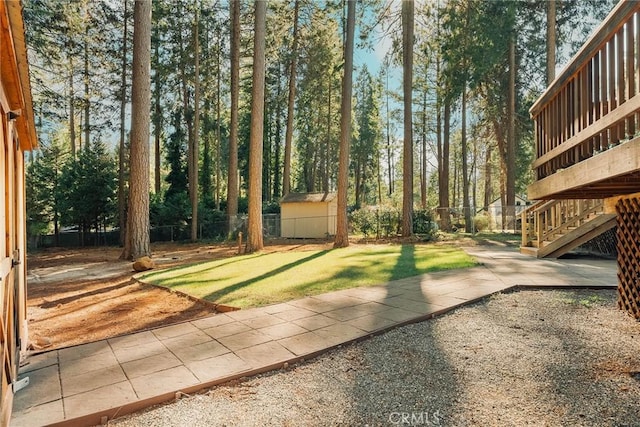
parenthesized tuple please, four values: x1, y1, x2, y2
(140, 244, 476, 308)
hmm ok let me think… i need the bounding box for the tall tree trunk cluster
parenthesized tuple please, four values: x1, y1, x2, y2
(25, 0, 612, 253)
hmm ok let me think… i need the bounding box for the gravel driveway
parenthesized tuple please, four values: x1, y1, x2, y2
(109, 289, 640, 426)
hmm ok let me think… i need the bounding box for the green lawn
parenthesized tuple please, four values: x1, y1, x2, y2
(140, 244, 477, 308)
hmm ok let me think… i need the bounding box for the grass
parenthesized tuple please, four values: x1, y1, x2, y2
(560, 293, 608, 308)
(140, 243, 477, 308)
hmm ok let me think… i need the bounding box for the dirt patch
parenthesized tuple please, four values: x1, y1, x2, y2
(26, 240, 334, 350)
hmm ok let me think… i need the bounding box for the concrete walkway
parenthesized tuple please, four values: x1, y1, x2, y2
(11, 246, 617, 427)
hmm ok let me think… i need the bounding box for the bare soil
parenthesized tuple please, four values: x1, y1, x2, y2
(26, 240, 334, 351)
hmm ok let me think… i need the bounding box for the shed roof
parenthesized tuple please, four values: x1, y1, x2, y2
(1, 0, 37, 151)
(280, 192, 336, 204)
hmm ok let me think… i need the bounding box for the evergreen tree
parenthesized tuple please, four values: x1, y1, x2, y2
(352, 66, 382, 208)
(26, 139, 69, 246)
(59, 141, 117, 240)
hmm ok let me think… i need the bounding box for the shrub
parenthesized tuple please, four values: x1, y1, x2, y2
(413, 209, 437, 241)
(473, 213, 490, 232)
(349, 208, 377, 238)
(378, 206, 401, 237)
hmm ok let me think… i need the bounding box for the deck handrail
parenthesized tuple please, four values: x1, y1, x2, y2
(529, 1, 640, 183)
(530, 1, 638, 115)
(521, 199, 604, 249)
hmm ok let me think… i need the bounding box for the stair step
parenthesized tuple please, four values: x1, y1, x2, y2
(520, 246, 539, 257)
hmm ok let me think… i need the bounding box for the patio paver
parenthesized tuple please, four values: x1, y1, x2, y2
(10, 246, 617, 426)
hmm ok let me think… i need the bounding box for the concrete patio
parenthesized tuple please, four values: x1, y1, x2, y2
(10, 246, 617, 427)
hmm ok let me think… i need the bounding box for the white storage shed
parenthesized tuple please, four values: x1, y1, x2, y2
(280, 192, 337, 238)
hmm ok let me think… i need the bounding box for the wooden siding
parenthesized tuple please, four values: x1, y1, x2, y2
(0, 1, 37, 424)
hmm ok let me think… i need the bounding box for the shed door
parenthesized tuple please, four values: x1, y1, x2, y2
(0, 91, 20, 423)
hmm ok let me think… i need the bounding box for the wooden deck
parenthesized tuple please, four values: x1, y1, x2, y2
(527, 0, 640, 318)
(528, 1, 640, 200)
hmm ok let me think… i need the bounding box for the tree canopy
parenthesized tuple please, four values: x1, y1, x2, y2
(24, 0, 618, 245)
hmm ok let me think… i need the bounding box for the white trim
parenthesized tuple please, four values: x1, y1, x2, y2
(0, 80, 10, 113)
(0, 258, 11, 279)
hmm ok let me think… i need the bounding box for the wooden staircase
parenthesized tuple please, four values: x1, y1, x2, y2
(520, 199, 616, 259)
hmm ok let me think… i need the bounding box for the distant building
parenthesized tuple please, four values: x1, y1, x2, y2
(486, 195, 530, 231)
(280, 192, 337, 238)
(0, 1, 38, 423)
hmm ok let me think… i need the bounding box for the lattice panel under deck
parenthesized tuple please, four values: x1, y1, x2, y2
(616, 197, 640, 320)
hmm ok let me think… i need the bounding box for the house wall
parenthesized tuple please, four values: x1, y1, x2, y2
(281, 201, 337, 238)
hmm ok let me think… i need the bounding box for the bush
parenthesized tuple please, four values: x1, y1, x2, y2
(378, 206, 401, 237)
(473, 213, 490, 232)
(349, 208, 377, 238)
(413, 209, 437, 241)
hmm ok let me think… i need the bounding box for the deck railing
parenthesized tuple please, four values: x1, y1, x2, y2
(530, 1, 640, 182)
(521, 199, 604, 249)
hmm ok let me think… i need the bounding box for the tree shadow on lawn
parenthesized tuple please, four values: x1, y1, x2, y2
(141, 252, 267, 282)
(202, 250, 330, 304)
(154, 243, 468, 308)
(272, 244, 420, 297)
(202, 244, 462, 306)
(391, 244, 415, 281)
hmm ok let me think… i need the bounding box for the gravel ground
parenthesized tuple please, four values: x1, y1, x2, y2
(109, 289, 640, 427)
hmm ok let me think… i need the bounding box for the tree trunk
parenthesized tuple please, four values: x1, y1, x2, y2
(283, 0, 300, 196)
(506, 31, 517, 230)
(324, 72, 331, 193)
(547, 0, 556, 85)
(83, 25, 90, 152)
(263, 105, 271, 201)
(273, 66, 282, 199)
(227, 0, 240, 231)
(69, 60, 76, 158)
(440, 99, 451, 231)
(118, 0, 128, 246)
(216, 22, 222, 210)
(354, 160, 362, 208)
(385, 65, 393, 196)
(483, 142, 492, 211)
(461, 86, 471, 232)
(401, 0, 414, 237)
(122, 0, 151, 260)
(246, 0, 267, 253)
(191, 9, 200, 241)
(334, 0, 356, 248)
(420, 89, 427, 210)
(452, 143, 458, 213)
(376, 148, 382, 205)
(153, 20, 162, 195)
